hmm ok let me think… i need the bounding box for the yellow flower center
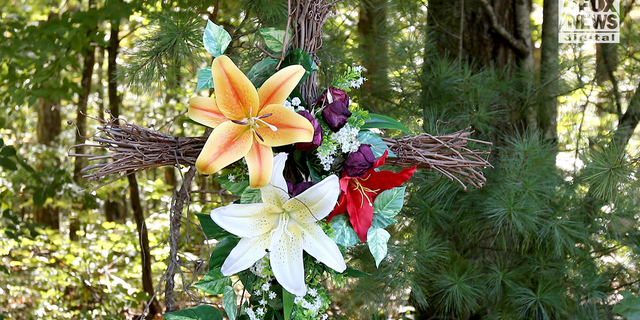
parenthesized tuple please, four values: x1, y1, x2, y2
(230, 107, 278, 142)
(350, 175, 380, 208)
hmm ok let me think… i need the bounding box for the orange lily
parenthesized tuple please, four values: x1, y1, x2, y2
(189, 56, 314, 188)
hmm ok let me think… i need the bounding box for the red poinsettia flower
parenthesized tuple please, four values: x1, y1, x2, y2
(327, 151, 416, 242)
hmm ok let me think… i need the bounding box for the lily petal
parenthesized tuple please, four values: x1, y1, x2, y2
(221, 233, 271, 276)
(345, 186, 374, 242)
(254, 105, 314, 147)
(300, 222, 347, 272)
(245, 140, 274, 189)
(258, 65, 305, 111)
(284, 175, 340, 224)
(261, 153, 290, 207)
(270, 223, 306, 296)
(364, 166, 417, 191)
(188, 96, 228, 128)
(212, 55, 259, 119)
(196, 121, 253, 175)
(210, 203, 281, 238)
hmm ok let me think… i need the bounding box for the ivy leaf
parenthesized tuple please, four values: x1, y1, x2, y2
(163, 305, 223, 320)
(193, 268, 232, 295)
(209, 237, 239, 271)
(196, 213, 233, 240)
(214, 175, 249, 195)
(281, 49, 317, 84)
(357, 131, 396, 158)
(372, 187, 406, 229)
(203, 21, 232, 57)
(196, 67, 214, 91)
(222, 286, 237, 320)
(259, 27, 289, 53)
(329, 215, 359, 247)
(367, 227, 390, 267)
(362, 113, 410, 132)
(613, 291, 640, 319)
(246, 58, 279, 88)
(240, 188, 262, 204)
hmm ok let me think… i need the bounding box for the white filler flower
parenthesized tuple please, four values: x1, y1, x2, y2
(210, 153, 346, 296)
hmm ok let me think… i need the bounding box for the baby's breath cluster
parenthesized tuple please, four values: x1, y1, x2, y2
(283, 96, 306, 112)
(315, 104, 369, 171)
(332, 65, 367, 92)
(291, 285, 331, 320)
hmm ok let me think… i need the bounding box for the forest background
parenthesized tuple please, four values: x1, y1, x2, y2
(1, 0, 640, 319)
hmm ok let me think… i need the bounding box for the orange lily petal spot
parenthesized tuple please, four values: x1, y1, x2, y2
(196, 121, 253, 175)
(212, 55, 259, 120)
(188, 96, 229, 128)
(254, 105, 314, 147)
(258, 65, 305, 111)
(244, 140, 274, 188)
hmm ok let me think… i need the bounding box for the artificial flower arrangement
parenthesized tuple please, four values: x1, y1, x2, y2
(173, 21, 417, 320)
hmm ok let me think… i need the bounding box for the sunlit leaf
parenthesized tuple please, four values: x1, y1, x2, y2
(203, 21, 231, 57)
(357, 131, 396, 158)
(329, 214, 359, 247)
(196, 67, 214, 91)
(362, 113, 410, 132)
(246, 58, 279, 88)
(222, 286, 237, 320)
(259, 27, 289, 53)
(372, 186, 406, 228)
(367, 227, 390, 267)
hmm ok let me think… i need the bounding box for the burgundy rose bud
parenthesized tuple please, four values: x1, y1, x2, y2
(295, 111, 323, 151)
(343, 144, 375, 178)
(315, 87, 349, 106)
(288, 181, 317, 197)
(322, 100, 352, 132)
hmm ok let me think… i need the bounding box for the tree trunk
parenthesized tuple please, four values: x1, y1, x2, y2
(539, 0, 559, 143)
(36, 98, 61, 146)
(128, 172, 162, 319)
(358, 0, 390, 113)
(108, 17, 160, 318)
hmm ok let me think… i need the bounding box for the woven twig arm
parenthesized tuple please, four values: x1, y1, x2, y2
(382, 128, 492, 189)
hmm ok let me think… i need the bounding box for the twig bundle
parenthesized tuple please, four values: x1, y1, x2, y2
(69, 117, 205, 191)
(383, 129, 492, 189)
(70, 118, 492, 191)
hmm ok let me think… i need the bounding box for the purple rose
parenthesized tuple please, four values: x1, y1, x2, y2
(315, 87, 349, 106)
(343, 144, 375, 178)
(322, 100, 352, 132)
(287, 181, 318, 197)
(295, 111, 323, 151)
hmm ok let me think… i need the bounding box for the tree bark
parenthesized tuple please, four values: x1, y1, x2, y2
(539, 0, 559, 143)
(358, 0, 390, 113)
(36, 98, 62, 146)
(613, 85, 640, 148)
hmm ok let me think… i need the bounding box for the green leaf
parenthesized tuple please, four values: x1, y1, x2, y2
(203, 21, 232, 57)
(343, 266, 370, 278)
(240, 188, 262, 204)
(329, 215, 360, 247)
(367, 227, 390, 267)
(259, 27, 289, 53)
(362, 113, 410, 132)
(282, 289, 295, 320)
(357, 131, 396, 158)
(614, 291, 640, 319)
(282, 49, 317, 84)
(196, 67, 214, 91)
(0, 158, 17, 171)
(214, 175, 250, 195)
(193, 268, 232, 295)
(223, 286, 238, 320)
(33, 187, 47, 207)
(163, 305, 223, 320)
(246, 58, 279, 88)
(0, 146, 16, 158)
(210, 237, 240, 270)
(371, 187, 406, 229)
(0, 139, 4, 148)
(196, 213, 233, 239)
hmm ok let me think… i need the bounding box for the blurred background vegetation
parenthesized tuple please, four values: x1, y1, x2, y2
(1, 0, 640, 319)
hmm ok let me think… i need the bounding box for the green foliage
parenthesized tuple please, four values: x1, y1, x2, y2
(203, 21, 232, 58)
(121, 10, 205, 92)
(163, 304, 223, 320)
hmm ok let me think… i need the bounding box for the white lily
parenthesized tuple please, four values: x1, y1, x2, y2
(210, 153, 347, 296)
